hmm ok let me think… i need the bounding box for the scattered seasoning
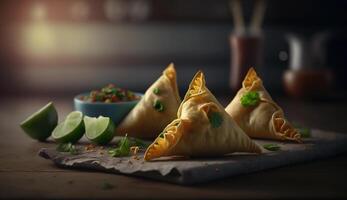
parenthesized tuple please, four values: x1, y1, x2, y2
(215, 168, 219, 172)
(56, 143, 79, 155)
(67, 180, 74, 184)
(85, 144, 96, 151)
(208, 112, 223, 128)
(263, 144, 281, 151)
(153, 88, 160, 95)
(240, 91, 260, 107)
(101, 182, 114, 190)
(132, 155, 140, 160)
(108, 135, 148, 157)
(153, 100, 165, 112)
(130, 146, 140, 156)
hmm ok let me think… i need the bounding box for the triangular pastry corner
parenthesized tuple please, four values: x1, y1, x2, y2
(144, 119, 190, 161)
(145, 71, 262, 161)
(243, 67, 262, 90)
(226, 67, 302, 143)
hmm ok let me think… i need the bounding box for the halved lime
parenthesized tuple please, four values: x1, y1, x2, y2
(52, 111, 85, 143)
(84, 116, 115, 144)
(20, 102, 58, 141)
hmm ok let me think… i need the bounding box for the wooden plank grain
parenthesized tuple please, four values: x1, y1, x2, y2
(1, 155, 346, 199)
(0, 171, 225, 200)
(0, 97, 346, 199)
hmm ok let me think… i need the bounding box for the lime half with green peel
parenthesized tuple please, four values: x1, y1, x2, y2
(84, 116, 115, 144)
(20, 102, 58, 141)
(52, 111, 85, 143)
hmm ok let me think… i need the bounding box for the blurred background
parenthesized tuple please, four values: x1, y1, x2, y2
(0, 0, 346, 99)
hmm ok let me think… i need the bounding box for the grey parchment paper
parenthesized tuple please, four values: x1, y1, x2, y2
(39, 129, 347, 185)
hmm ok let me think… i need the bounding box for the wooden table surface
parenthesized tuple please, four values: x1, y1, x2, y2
(1, 96, 347, 199)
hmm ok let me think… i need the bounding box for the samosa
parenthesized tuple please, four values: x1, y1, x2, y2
(145, 71, 261, 161)
(117, 63, 181, 138)
(225, 68, 301, 142)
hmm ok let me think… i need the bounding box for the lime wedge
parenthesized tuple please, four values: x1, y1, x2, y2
(52, 111, 85, 143)
(84, 116, 115, 144)
(20, 102, 58, 141)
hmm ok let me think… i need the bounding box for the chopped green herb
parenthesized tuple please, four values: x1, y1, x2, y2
(56, 143, 79, 155)
(110, 88, 117, 94)
(153, 88, 160, 95)
(56, 143, 71, 152)
(108, 134, 131, 157)
(158, 132, 164, 138)
(298, 127, 311, 138)
(127, 91, 134, 98)
(95, 93, 104, 101)
(108, 135, 149, 157)
(101, 182, 114, 190)
(240, 91, 260, 107)
(84, 85, 139, 102)
(130, 137, 148, 148)
(208, 111, 223, 128)
(293, 123, 311, 138)
(115, 90, 125, 99)
(153, 100, 164, 112)
(263, 144, 281, 151)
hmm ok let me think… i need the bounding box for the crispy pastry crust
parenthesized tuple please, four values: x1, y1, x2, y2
(226, 68, 301, 142)
(145, 71, 261, 161)
(117, 63, 181, 138)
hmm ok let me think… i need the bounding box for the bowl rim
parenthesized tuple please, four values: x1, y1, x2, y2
(74, 92, 143, 105)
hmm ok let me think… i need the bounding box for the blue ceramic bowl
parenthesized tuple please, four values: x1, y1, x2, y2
(74, 92, 142, 125)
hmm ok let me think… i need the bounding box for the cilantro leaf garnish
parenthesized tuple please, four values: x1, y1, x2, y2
(101, 182, 114, 190)
(298, 127, 311, 138)
(153, 88, 160, 95)
(293, 123, 311, 138)
(208, 111, 223, 128)
(263, 144, 281, 151)
(108, 134, 131, 157)
(240, 91, 260, 107)
(153, 100, 164, 112)
(56, 143, 79, 155)
(130, 137, 148, 148)
(108, 135, 149, 157)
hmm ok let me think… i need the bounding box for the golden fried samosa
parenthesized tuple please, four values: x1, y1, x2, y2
(117, 63, 181, 138)
(144, 71, 261, 161)
(225, 68, 301, 142)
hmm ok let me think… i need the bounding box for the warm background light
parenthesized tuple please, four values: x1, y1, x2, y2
(31, 2, 47, 21)
(0, 0, 346, 97)
(22, 22, 56, 56)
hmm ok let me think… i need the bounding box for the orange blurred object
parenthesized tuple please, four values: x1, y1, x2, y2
(283, 69, 334, 99)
